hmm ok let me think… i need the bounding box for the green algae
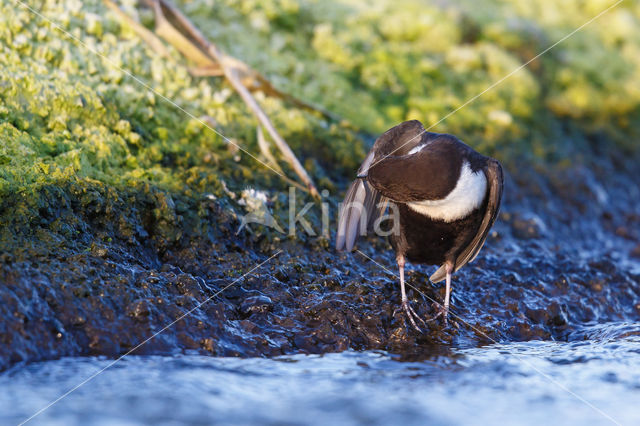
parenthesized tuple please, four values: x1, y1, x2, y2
(0, 0, 363, 208)
(1, 0, 639, 241)
(182, 0, 640, 156)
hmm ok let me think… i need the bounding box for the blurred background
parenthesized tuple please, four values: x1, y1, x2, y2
(2, 0, 639, 197)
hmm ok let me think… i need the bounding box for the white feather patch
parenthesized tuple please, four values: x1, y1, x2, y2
(407, 162, 487, 222)
(407, 143, 427, 155)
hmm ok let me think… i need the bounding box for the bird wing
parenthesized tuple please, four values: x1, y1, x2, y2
(366, 141, 461, 202)
(336, 152, 390, 251)
(430, 159, 503, 283)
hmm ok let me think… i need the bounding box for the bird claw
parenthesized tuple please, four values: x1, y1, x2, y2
(430, 302, 449, 326)
(394, 299, 428, 332)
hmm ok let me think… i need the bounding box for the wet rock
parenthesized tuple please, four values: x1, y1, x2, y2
(200, 338, 215, 353)
(240, 295, 273, 316)
(174, 274, 204, 297)
(90, 243, 108, 258)
(1, 161, 640, 371)
(72, 315, 87, 327)
(126, 299, 152, 321)
(510, 212, 545, 239)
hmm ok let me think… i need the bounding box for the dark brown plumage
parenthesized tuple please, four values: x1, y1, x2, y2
(336, 120, 503, 329)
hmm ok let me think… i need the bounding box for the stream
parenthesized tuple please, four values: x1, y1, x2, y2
(2, 321, 639, 425)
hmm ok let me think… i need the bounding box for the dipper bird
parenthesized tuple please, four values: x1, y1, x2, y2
(336, 120, 503, 329)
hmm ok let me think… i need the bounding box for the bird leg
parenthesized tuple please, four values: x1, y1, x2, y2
(393, 255, 427, 332)
(443, 261, 453, 325)
(430, 261, 454, 325)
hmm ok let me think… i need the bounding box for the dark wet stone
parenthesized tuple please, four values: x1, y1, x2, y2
(1, 160, 640, 371)
(174, 274, 204, 297)
(240, 295, 273, 315)
(90, 243, 109, 258)
(588, 259, 617, 275)
(126, 299, 152, 321)
(72, 316, 86, 327)
(510, 213, 544, 239)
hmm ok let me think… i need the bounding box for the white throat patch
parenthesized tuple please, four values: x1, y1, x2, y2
(407, 161, 487, 222)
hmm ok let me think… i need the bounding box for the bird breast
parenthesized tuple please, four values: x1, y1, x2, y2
(406, 162, 487, 222)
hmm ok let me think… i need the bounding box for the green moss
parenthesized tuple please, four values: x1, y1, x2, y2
(1, 0, 639, 215)
(0, 0, 363, 208)
(182, 0, 640, 157)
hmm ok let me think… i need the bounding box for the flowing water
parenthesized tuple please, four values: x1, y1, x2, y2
(2, 322, 639, 426)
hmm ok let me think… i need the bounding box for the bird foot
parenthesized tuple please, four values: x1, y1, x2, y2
(430, 302, 450, 326)
(394, 298, 428, 332)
